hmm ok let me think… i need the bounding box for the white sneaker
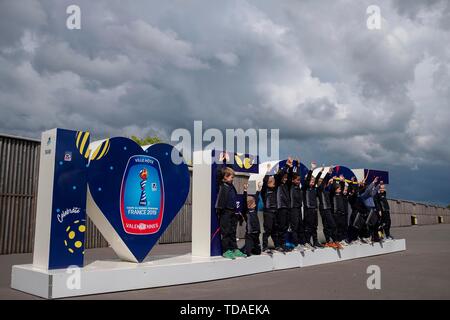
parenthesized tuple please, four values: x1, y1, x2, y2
(296, 245, 305, 253)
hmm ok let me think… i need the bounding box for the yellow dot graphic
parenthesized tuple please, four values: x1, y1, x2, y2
(75, 241, 82, 248)
(68, 248, 74, 254)
(68, 231, 75, 239)
(78, 225, 86, 233)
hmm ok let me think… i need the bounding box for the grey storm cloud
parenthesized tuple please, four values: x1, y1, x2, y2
(0, 0, 449, 204)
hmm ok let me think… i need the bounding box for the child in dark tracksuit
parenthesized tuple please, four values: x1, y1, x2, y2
(347, 177, 362, 243)
(358, 177, 381, 242)
(242, 184, 262, 256)
(317, 168, 339, 248)
(302, 166, 321, 248)
(215, 167, 247, 259)
(375, 183, 393, 239)
(261, 164, 290, 251)
(332, 177, 348, 243)
(276, 162, 292, 251)
(290, 171, 306, 247)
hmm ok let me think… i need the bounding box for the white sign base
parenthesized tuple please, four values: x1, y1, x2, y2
(11, 239, 405, 299)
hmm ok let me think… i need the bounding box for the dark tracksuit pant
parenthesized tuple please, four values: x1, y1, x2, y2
(348, 196, 371, 240)
(381, 210, 391, 237)
(320, 209, 337, 243)
(358, 212, 370, 239)
(297, 208, 306, 245)
(219, 209, 238, 252)
(366, 208, 380, 241)
(263, 210, 277, 250)
(276, 208, 289, 248)
(244, 233, 261, 255)
(288, 207, 302, 246)
(334, 212, 347, 242)
(348, 210, 359, 242)
(304, 208, 318, 245)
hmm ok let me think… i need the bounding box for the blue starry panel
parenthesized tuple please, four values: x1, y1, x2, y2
(48, 129, 89, 270)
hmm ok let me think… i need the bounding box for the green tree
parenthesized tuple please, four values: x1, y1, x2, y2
(131, 135, 163, 146)
(447, 204, 450, 209)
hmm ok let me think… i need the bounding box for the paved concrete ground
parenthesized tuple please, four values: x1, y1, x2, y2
(1, 224, 450, 300)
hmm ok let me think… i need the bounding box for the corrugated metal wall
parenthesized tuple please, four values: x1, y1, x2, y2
(1, 134, 450, 255)
(0, 135, 40, 254)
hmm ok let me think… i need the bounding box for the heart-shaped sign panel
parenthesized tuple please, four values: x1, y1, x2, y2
(86, 137, 190, 262)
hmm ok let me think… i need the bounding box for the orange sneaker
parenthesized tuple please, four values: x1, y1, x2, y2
(325, 242, 336, 248)
(334, 242, 343, 250)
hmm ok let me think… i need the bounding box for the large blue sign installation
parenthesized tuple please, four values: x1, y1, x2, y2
(33, 129, 190, 270)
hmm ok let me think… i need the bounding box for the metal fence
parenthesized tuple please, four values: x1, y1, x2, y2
(1, 133, 449, 255)
(0, 135, 40, 254)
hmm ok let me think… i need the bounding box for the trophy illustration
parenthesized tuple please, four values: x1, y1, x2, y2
(139, 168, 148, 206)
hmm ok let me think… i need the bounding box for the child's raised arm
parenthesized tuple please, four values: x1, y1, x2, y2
(274, 165, 288, 186)
(261, 175, 269, 201)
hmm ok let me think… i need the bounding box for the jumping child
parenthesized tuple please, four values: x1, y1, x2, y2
(375, 182, 393, 240)
(290, 160, 307, 250)
(302, 162, 322, 248)
(332, 175, 348, 246)
(317, 167, 341, 249)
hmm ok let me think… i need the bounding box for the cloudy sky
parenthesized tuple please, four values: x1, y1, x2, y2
(0, 0, 449, 205)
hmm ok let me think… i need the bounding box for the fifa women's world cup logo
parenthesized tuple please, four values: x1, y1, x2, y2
(139, 168, 148, 206)
(121, 155, 164, 235)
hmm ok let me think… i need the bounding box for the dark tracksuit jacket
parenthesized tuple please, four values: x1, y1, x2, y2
(332, 180, 348, 242)
(215, 181, 238, 253)
(241, 191, 261, 255)
(358, 181, 380, 239)
(347, 181, 363, 241)
(302, 170, 320, 244)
